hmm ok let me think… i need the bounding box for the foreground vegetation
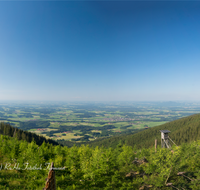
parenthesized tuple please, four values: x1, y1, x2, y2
(1, 132, 200, 189)
(1, 112, 200, 189)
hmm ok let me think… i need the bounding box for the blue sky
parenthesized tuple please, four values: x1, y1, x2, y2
(0, 1, 200, 101)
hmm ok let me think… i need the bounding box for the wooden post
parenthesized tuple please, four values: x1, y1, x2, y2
(155, 139, 157, 153)
(43, 162, 56, 190)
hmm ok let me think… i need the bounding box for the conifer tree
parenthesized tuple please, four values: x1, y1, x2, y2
(13, 128, 17, 138)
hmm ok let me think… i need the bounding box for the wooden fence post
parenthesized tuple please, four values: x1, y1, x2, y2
(43, 162, 56, 190)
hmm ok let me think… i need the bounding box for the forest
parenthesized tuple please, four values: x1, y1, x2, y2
(1, 131, 200, 189)
(0, 122, 60, 147)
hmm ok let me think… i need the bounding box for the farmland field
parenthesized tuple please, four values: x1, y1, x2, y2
(0, 101, 200, 142)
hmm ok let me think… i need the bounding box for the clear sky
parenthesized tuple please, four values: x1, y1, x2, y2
(0, 1, 200, 101)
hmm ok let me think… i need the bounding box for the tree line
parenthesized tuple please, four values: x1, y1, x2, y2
(0, 122, 60, 147)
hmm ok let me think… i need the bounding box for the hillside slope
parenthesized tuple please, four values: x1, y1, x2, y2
(82, 113, 200, 149)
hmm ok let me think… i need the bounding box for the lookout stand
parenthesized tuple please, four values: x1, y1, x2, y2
(160, 130, 171, 148)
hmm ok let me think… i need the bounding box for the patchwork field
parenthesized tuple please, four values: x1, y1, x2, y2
(1, 101, 200, 142)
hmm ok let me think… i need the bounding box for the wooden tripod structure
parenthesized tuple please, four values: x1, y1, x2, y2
(160, 130, 171, 148)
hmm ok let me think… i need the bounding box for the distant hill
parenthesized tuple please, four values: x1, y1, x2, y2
(81, 113, 200, 149)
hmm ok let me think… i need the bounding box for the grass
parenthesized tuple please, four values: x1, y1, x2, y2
(51, 132, 82, 140)
(73, 130, 82, 133)
(91, 130, 101, 133)
(28, 129, 37, 131)
(145, 121, 167, 127)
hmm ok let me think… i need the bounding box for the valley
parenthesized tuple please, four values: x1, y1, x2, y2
(0, 101, 200, 143)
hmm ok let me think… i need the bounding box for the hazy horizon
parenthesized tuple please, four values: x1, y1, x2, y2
(1, 1, 200, 101)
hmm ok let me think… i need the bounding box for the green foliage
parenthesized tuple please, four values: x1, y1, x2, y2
(2, 113, 200, 189)
(0, 134, 198, 189)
